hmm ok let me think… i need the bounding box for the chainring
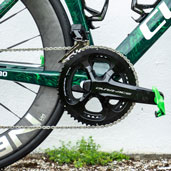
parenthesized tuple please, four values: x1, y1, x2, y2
(59, 46, 138, 126)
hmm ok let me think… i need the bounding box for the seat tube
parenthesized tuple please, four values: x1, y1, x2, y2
(65, 0, 94, 44)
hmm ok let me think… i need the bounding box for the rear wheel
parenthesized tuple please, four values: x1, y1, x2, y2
(0, 0, 72, 168)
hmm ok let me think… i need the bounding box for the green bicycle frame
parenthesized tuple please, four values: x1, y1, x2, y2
(0, 0, 170, 87)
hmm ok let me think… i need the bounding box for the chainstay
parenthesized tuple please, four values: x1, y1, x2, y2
(0, 46, 138, 129)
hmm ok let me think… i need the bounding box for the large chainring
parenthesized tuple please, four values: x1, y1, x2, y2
(59, 46, 138, 126)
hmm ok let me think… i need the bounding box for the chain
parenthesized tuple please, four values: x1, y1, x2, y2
(0, 125, 103, 130)
(0, 46, 138, 130)
(0, 103, 134, 130)
(0, 46, 72, 52)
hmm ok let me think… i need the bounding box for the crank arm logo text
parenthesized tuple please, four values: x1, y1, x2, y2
(140, 1, 171, 40)
(96, 87, 132, 96)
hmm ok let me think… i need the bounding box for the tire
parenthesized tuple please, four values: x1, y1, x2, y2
(0, 0, 72, 168)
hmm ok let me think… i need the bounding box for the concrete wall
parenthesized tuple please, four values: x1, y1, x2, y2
(1, 0, 171, 154)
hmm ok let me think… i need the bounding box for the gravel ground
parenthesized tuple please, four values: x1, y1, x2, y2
(3, 154, 171, 171)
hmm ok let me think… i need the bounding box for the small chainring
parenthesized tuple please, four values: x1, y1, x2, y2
(59, 46, 138, 126)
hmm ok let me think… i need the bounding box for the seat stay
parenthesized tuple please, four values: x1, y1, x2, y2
(0, 0, 18, 19)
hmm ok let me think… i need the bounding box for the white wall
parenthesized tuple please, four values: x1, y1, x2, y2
(38, 0, 171, 154)
(1, 0, 171, 154)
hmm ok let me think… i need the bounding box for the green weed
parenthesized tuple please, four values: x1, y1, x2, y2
(45, 136, 129, 168)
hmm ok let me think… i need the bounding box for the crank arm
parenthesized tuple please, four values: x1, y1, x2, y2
(88, 81, 165, 117)
(91, 81, 162, 105)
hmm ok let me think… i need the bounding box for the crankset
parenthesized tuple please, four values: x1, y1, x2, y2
(59, 46, 165, 126)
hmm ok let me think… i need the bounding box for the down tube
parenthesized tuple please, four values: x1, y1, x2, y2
(116, 0, 171, 65)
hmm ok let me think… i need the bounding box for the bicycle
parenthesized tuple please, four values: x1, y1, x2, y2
(0, 0, 170, 168)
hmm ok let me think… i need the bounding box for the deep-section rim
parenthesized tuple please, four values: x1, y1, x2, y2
(0, 0, 72, 167)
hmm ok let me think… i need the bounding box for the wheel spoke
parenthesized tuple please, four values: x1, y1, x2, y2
(0, 8, 26, 24)
(14, 82, 37, 94)
(0, 103, 21, 119)
(6, 35, 40, 50)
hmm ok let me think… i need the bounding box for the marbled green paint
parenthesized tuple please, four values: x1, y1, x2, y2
(72, 71, 88, 86)
(0, 0, 18, 18)
(65, 0, 94, 45)
(0, 68, 60, 87)
(147, 10, 163, 32)
(116, 0, 171, 64)
(0, 68, 88, 88)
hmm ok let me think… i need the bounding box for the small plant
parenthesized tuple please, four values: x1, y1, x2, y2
(45, 136, 129, 168)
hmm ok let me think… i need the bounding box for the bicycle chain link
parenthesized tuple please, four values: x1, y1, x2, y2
(0, 47, 72, 52)
(0, 46, 138, 130)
